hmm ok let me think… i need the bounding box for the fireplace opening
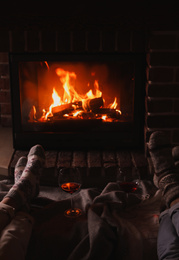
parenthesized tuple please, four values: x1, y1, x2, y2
(9, 53, 146, 150)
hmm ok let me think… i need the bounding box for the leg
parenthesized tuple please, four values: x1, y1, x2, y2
(4, 144, 45, 210)
(149, 132, 179, 259)
(0, 156, 27, 232)
(0, 203, 15, 233)
(149, 131, 179, 208)
(169, 202, 179, 237)
(158, 210, 179, 260)
(0, 145, 45, 260)
(0, 211, 33, 260)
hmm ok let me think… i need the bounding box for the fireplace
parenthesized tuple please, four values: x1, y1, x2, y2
(9, 52, 145, 150)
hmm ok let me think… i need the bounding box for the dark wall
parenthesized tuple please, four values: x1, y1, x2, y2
(0, 1, 179, 30)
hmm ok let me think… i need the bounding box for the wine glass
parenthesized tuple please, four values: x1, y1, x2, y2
(116, 168, 139, 196)
(58, 167, 82, 217)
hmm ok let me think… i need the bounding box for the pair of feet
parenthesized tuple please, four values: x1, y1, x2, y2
(5, 144, 46, 211)
(149, 131, 179, 208)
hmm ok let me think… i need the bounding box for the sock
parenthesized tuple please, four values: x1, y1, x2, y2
(5, 145, 45, 210)
(149, 131, 179, 207)
(149, 131, 174, 188)
(148, 131, 175, 178)
(14, 156, 27, 183)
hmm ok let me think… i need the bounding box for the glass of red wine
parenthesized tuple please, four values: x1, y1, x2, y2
(58, 167, 82, 218)
(117, 168, 139, 195)
(118, 181, 139, 193)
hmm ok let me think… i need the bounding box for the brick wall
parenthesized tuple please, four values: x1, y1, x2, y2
(0, 52, 11, 126)
(1, 29, 179, 151)
(145, 31, 179, 151)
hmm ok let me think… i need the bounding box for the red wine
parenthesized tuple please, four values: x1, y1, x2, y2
(61, 182, 81, 194)
(119, 182, 138, 193)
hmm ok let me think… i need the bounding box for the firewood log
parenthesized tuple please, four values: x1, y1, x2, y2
(93, 108, 115, 114)
(52, 104, 73, 114)
(83, 97, 104, 111)
(52, 101, 82, 115)
(53, 109, 74, 119)
(80, 112, 95, 119)
(93, 108, 121, 118)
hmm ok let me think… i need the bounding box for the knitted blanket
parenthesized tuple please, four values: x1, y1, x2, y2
(0, 179, 160, 260)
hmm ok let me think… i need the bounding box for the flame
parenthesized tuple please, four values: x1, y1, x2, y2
(38, 67, 120, 121)
(85, 80, 102, 99)
(42, 88, 62, 120)
(56, 68, 77, 104)
(52, 88, 61, 106)
(109, 97, 118, 109)
(73, 110, 83, 117)
(116, 109, 122, 115)
(44, 61, 49, 70)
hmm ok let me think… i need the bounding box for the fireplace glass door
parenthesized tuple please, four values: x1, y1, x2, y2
(10, 53, 145, 150)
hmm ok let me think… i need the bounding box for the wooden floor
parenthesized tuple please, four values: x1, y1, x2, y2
(0, 126, 14, 177)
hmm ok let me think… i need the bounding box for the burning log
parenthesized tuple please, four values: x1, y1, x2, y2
(51, 97, 104, 118)
(83, 97, 104, 111)
(94, 108, 121, 118)
(79, 112, 96, 119)
(52, 104, 73, 114)
(46, 95, 121, 121)
(52, 101, 82, 115)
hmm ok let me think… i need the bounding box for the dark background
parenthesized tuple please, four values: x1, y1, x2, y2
(0, 1, 179, 30)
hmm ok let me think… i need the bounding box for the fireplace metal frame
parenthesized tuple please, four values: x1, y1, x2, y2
(9, 52, 146, 150)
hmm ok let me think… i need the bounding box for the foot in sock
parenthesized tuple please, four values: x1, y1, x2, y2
(14, 156, 27, 183)
(5, 144, 45, 210)
(149, 131, 179, 207)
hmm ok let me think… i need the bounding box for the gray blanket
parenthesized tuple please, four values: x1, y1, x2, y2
(0, 180, 160, 260)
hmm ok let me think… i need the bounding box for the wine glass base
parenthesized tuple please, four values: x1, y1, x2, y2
(64, 208, 82, 218)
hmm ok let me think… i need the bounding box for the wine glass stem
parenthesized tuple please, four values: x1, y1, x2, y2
(71, 195, 74, 210)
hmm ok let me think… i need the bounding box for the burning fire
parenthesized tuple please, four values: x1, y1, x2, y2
(30, 65, 121, 123)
